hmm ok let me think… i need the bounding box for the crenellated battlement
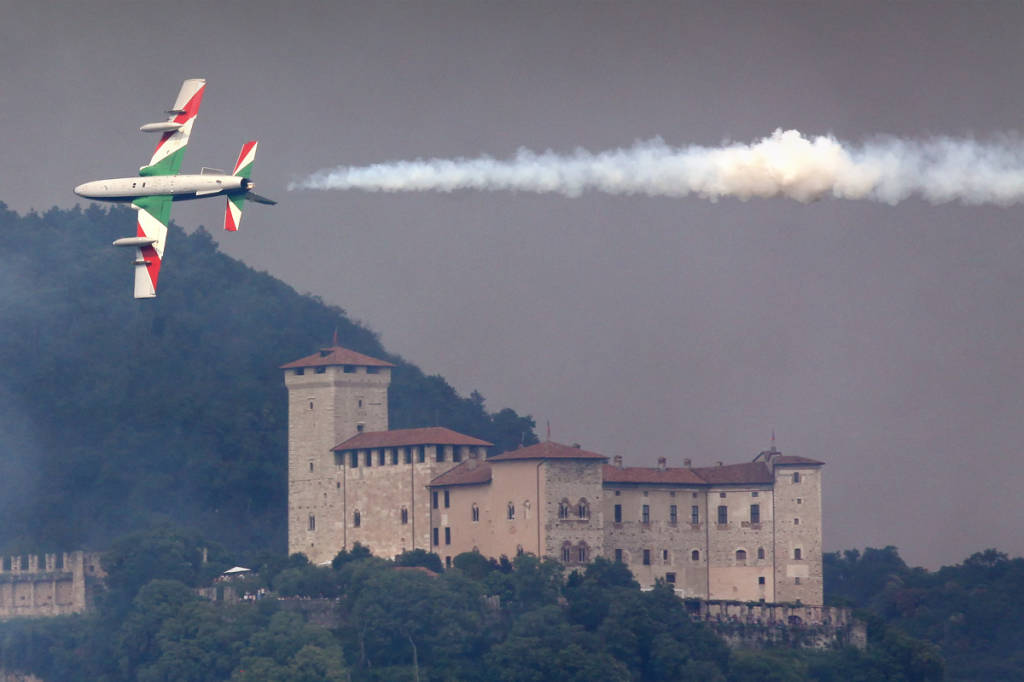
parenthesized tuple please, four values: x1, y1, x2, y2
(0, 551, 104, 619)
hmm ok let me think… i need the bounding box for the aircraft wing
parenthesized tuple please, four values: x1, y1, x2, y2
(128, 195, 172, 298)
(139, 78, 206, 177)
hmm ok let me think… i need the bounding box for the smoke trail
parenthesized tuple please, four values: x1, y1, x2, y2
(290, 129, 1024, 205)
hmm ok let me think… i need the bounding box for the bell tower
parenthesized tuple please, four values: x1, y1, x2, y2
(281, 341, 394, 560)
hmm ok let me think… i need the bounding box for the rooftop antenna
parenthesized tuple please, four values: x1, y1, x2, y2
(546, 420, 551, 442)
(770, 428, 778, 454)
(332, 327, 339, 347)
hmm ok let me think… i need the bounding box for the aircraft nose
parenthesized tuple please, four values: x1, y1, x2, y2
(73, 183, 89, 197)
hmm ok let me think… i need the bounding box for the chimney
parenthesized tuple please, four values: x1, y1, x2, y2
(657, 456, 667, 471)
(613, 455, 623, 468)
(683, 458, 692, 468)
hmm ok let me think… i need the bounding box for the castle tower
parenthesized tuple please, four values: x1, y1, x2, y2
(281, 342, 394, 561)
(768, 452, 824, 605)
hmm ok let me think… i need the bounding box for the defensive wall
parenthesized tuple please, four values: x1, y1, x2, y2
(0, 551, 103, 619)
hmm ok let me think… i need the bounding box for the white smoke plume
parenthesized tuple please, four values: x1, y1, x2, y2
(290, 129, 1024, 205)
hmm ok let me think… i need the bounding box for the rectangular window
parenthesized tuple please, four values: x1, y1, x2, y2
(444, 490, 450, 508)
(432, 491, 439, 509)
(378, 449, 385, 466)
(751, 491, 759, 497)
(666, 572, 676, 584)
(691, 505, 699, 525)
(452, 447, 462, 463)
(404, 448, 412, 464)
(315, 366, 326, 374)
(432, 528, 439, 546)
(308, 515, 315, 531)
(390, 449, 398, 465)
(294, 368, 305, 375)
(614, 504, 622, 523)
(669, 504, 678, 524)
(615, 548, 623, 563)
(444, 527, 451, 545)
(642, 549, 651, 566)
(343, 365, 356, 373)
(662, 549, 669, 563)
(366, 366, 379, 374)
(758, 576, 766, 585)
(750, 504, 760, 525)
(401, 508, 409, 525)
(717, 505, 728, 525)
(350, 452, 358, 468)
(436, 446, 446, 462)
(642, 504, 650, 524)
(364, 451, 372, 467)
(418, 446, 426, 463)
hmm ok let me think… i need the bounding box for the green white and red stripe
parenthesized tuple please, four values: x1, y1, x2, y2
(140, 78, 206, 177)
(224, 141, 259, 231)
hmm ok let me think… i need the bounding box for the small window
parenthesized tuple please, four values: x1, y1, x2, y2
(795, 577, 801, 585)
(736, 549, 747, 561)
(516, 545, 524, 556)
(662, 549, 669, 563)
(436, 446, 446, 463)
(666, 572, 676, 584)
(378, 449, 385, 466)
(343, 365, 356, 373)
(691, 550, 700, 561)
(719, 492, 727, 498)
(366, 366, 379, 374)
(615, 548, 623, 563)
(309, 461, 314, 472)
(432, 528, 439, 546)
(445, 555, 452, 568)
(562, 544, 571, 562)
(418, 446, 426, 463)
(577, 544, 587, 563)
(358, 399, 363, 407)
(669, 504, 678, 524)
(614, 504, 622, 523)
(642, 504, 650, 524)
(794, 548, 802, 560)
(642, 549, 651, 566)
(309, 401, 314, 409)
(357, 423, 365, 433)
(757, 547, 765, 560)
(471, 504, 479, 522)
(794, 518, 800, 525)
(507, 502, 515, 520)
(336, 481, 341, 489)
(444, 490, 450, 508)
(432, 491, 439, 509)
(578, 499, 589, 519)
(717, 505, 728, 525)
(444, 527, 451, 545)
(401, 507, 409, 525)
(390, 449, 398, 465)
(295, 368, 305, 376)
(349, 452, 358, 468)
(364, 451, 372, 467)
(315, 366, 326, 374)
(758, 576, 766, 585)
(353, 510, 361, 527)
(558, 500, 570, 519)
(797, 498, 802, 504)
(614, 490, 621, 496)
(793, 472, 801, 483)
(308, 515, 316, 531)
(691, 505, 699, 525)
(452, 447, 462, 463)
(404, 448, 412, 464)
(751, 491, 759, 497)
(750, 504, 760, 524)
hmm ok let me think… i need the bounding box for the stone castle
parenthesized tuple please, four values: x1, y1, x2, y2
(0, 551, 104, 619)
(285, 342, 824, 605)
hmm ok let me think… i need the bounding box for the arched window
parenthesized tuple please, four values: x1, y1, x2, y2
(471, 504, 480, 522)
(577, 498, 590, 520)
(691, 549, 700, 561)
(353, 510, 361, 528)
(507, 502, 515, 520)
(736, 549, 747, 561)
(523, 499, 531, 520)
(558, 499, 570, 520)
(562, 542, 572, 562)
(516, 544, 524, 556)
(757, 547, 765, 560)
(577, 542, 588, 563)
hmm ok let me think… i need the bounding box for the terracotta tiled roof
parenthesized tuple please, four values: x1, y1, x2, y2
(281, 344, 395, 369)
(333, 427, 492, 451)
(691, 462, 773, 485)
(602, 465, 705, 485)
(772, 455, 824, 466)
(488, 441, 608, 462)
(428, 459, 493, 487)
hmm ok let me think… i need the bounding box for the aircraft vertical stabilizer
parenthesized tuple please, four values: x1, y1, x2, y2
(225, 141, 259, 231)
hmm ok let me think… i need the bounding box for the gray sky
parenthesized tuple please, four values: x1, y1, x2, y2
(3, 0, 1023, 568)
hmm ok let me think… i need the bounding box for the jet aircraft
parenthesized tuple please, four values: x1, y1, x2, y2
(74, 78, 275, 298)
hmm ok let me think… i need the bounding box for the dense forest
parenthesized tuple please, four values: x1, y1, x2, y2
(0, 529, 960, 682)
(0, 202, 537, 557)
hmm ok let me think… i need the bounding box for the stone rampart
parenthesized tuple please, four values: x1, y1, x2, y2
(0, 551, 103, 620)
(688, 600, 866, 649)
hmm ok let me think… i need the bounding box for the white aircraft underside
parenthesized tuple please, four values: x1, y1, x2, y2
(74, 174, 250, 202)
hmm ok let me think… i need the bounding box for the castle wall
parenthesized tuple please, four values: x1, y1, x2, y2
(772, 464, 824, 604)
(0, 552, 102, 619)
(705, 486, 775, 602)
(541, 460, 604, 567)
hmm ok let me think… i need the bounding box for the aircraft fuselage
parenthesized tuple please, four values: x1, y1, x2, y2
(74, 174, 250, 203)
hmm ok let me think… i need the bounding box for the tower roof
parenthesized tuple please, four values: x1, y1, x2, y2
(487, 441, 608, 462)
(428, 458, 493, 487)
(332, 426, 492, 451)
(280, 344, 395, 370)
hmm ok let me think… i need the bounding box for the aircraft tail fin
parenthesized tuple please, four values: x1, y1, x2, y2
(225, 141, 275, 231)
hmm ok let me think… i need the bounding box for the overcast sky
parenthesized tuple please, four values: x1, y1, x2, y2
(3, 1, 1023, 568)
